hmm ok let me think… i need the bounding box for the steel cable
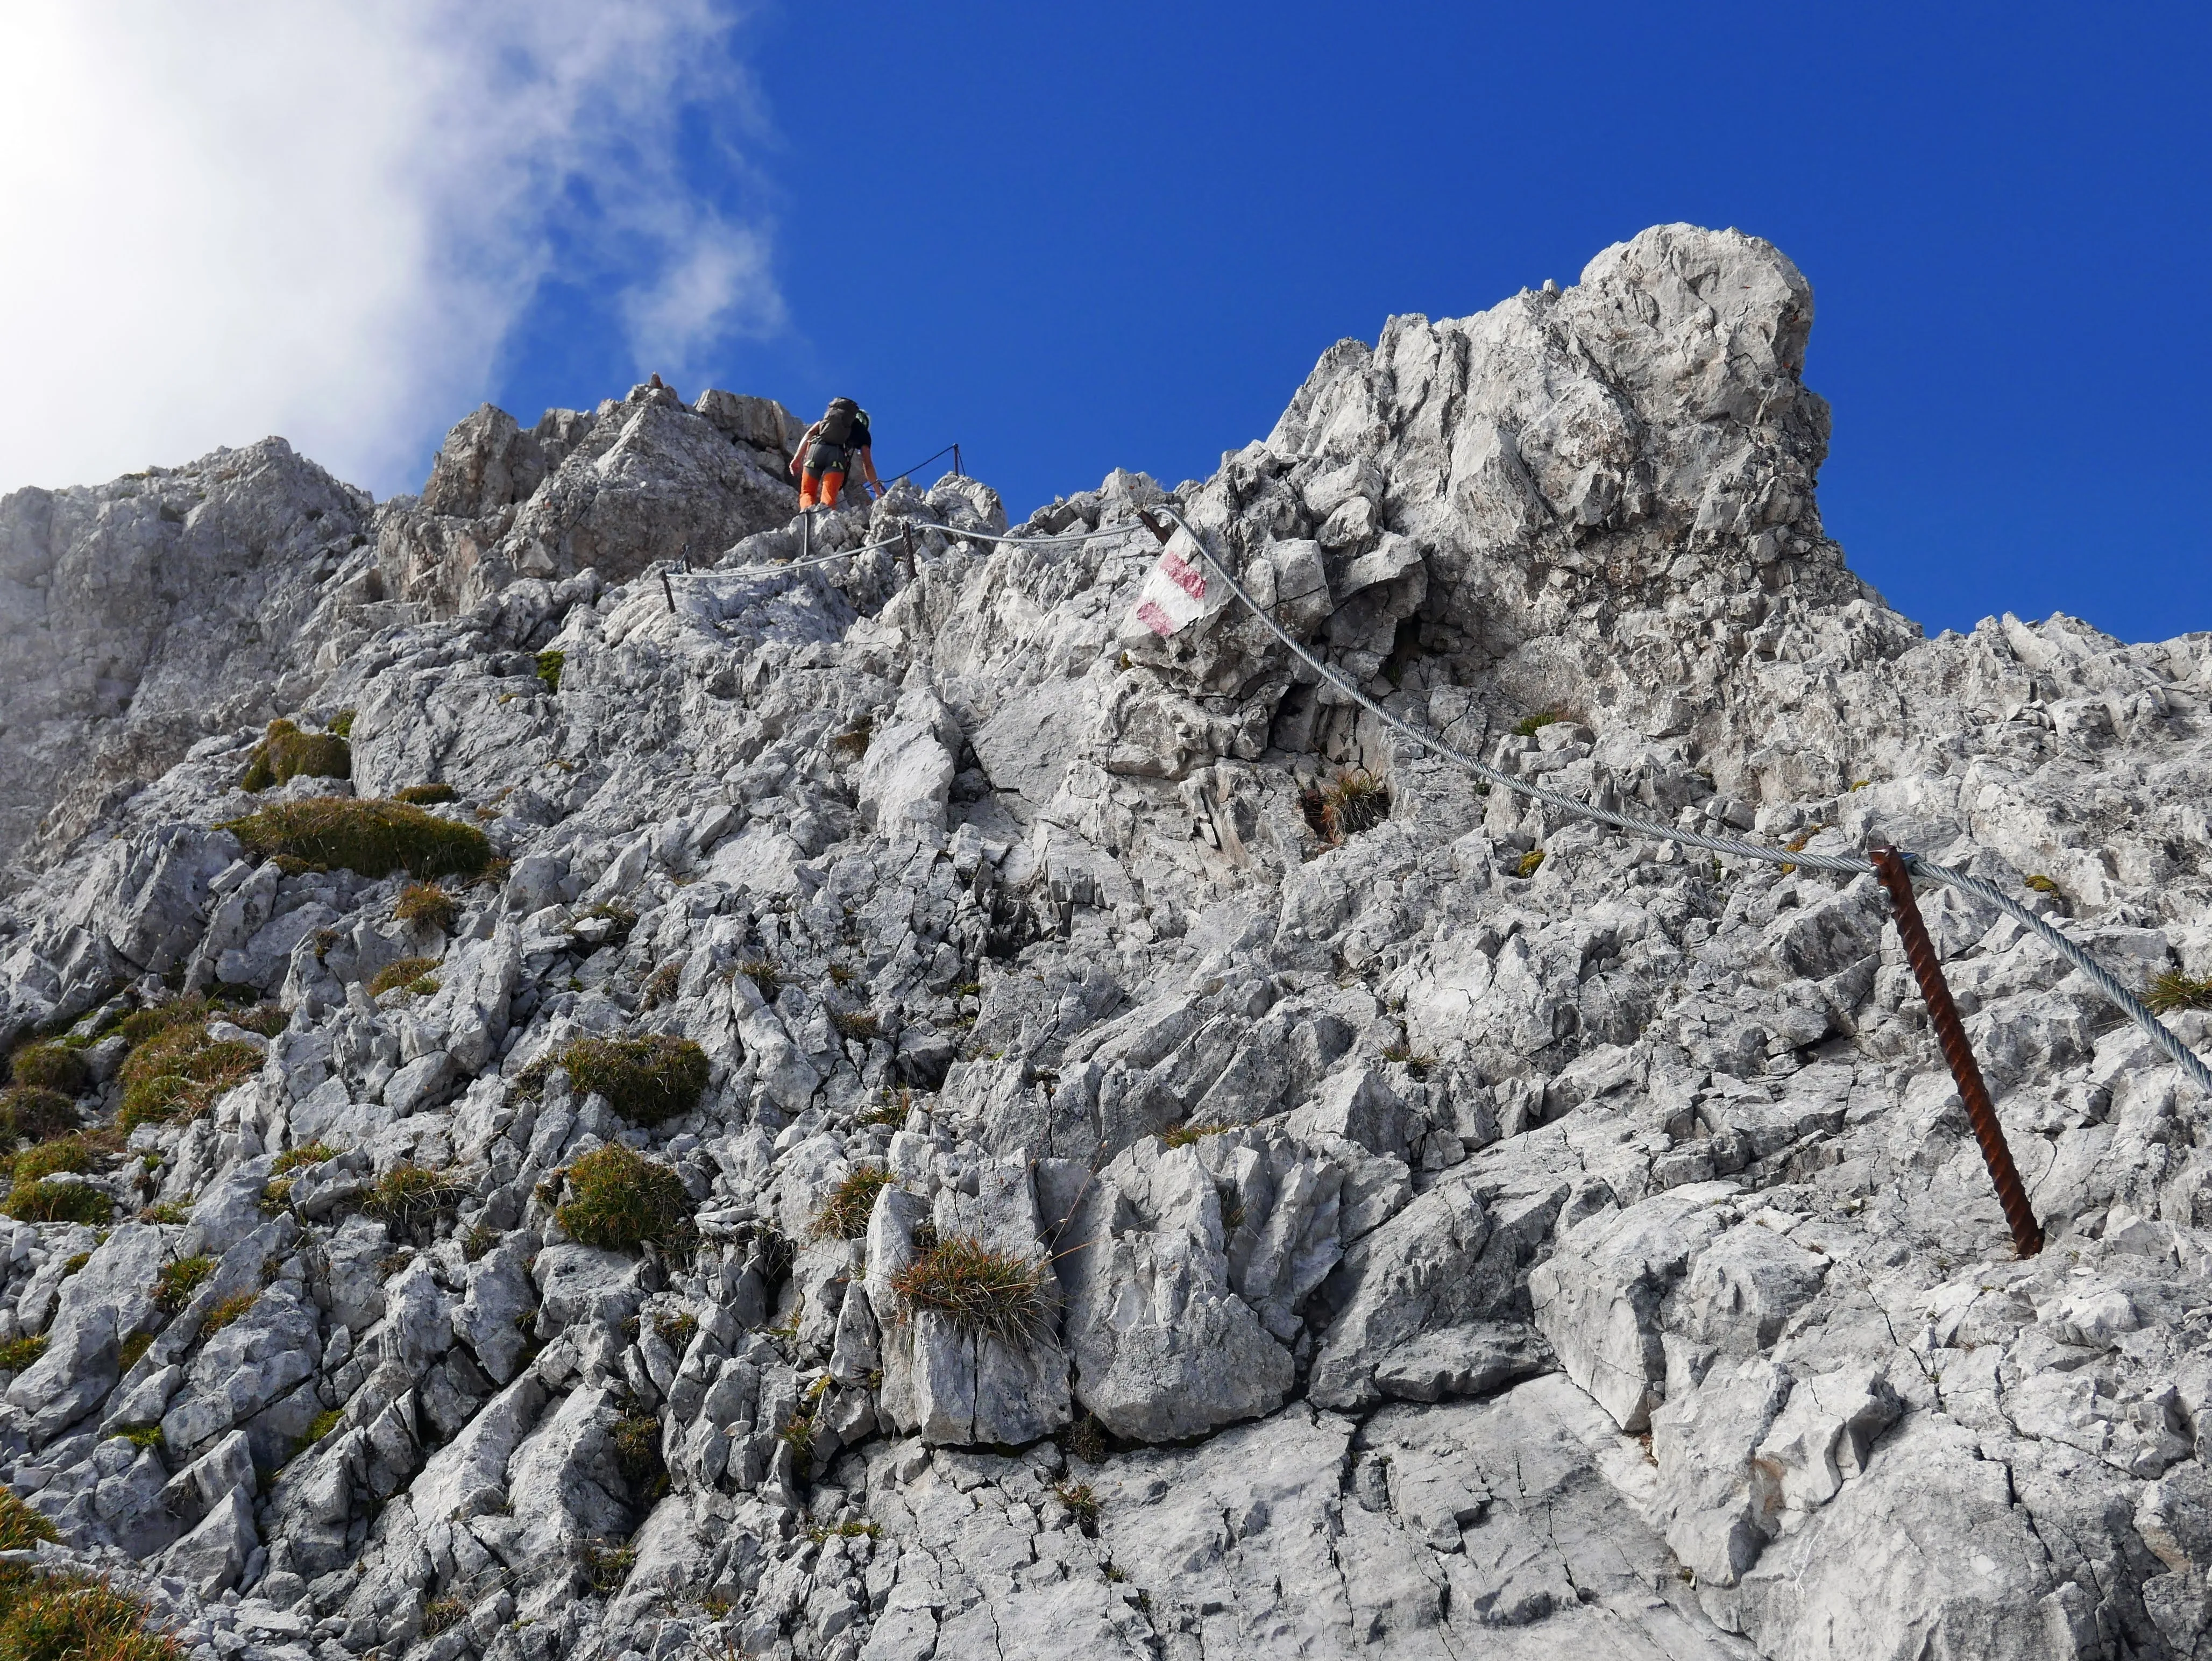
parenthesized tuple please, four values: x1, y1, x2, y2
(1151, 502, 2212, 1094)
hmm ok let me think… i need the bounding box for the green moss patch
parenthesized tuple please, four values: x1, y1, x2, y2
(554, 1144, 694, 1254)
(535, 650, 566, 693)
(218, 797, 492, 881)
(119, 1023, 262, 1131)
(559, 1037, 708, 1126)
(8, 1044, 87, 1096)
(240, 718, 351, 793)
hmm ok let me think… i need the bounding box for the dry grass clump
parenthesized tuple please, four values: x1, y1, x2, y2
(393, 882, 458, 932)
(739, 960, 782, 1002)
(0, 1559, 183, 1661)
(8, 1044, 87, 1096)
(581, 1542, 634, 1594)
(151, 1255, 216, 1313)
(3, 1179, 109, 1225)
(363, 1163, 467, 1230)
(890, 1234, 1046, 1343)
(201, 1290, 258, 1335)
(1160, 1121, 1229, 1149)
(640, 961, 684, 1011)
(829, 716, 873, 760)
(393, 783, 457, 806)
(828, 1009, 881, 1042)
(118, 1023, 263, 1132)
(1052, 1480, 1101, 1535)
(218, 796, 492, 881)
(1300, 769, 1391, 845)
(558, 1036, 708, 1126)
(366, 956, 442, 999)
(2, 1089, 80, 1147)
(12, 1136, 99, 1188)
(554, 1145, 695, 1254)
(2147, 970, 2212, 1016)
(240, 718, 351, 793)
(610, 1411, 667, 1501)
(421, 1598, 468, 1638)
(270, 1142, 337, 1176)
(1515, 849, 1546, 879)
(0, 1492, 58, 1552)
(811, 1167, 894, 1240)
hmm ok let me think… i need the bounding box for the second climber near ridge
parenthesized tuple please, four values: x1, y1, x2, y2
(789, 396, 883, 509)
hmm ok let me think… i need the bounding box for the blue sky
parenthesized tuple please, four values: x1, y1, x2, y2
(9, 3, 2204, 643)
(520, 0, 2212, 642)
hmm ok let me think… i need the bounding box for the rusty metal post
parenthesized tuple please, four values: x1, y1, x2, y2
(953, 443, 962, 479)
(1869, 846, 2043, 1257)
(901, 522, 916, 581)
(660, 570, 677, 614)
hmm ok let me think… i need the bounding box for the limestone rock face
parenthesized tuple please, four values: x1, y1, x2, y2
(6, 224, 2212, 1660)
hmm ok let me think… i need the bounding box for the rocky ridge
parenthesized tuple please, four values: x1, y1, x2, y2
(1, 223, 2211, 1661)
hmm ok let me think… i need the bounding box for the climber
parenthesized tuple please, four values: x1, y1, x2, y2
(790, 396, 882, 509)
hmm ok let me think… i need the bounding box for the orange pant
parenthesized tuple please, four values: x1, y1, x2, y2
(800, 469, 845, 508)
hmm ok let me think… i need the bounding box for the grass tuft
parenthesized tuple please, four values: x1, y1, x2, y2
(1380, 1042, 1436, 1080)
(2024, 873, 2062, 896)
(1515, 848, 1546, 879)
(0, 1492, 59, 1550)
(240, 718, 351, 793)
(151, 1255, 216, 1313)
(1160, 1122, 1229, 1149)
(890, 1234, 1045, 1344)
(422, 1598, 468, 1638)
(581, 1543, 634, 1595)
(393, 882, 458, 932)
(393, 783, 457, 806)
(0, 1337, 46, 1374)
(2147, 971, 2212, 1016)
(11, 1136, 98, 1188)
(363, 1163, 467, 1230)
(554, 1145, 695, 1254)
(610, 1412, 667, 1501)
(4, 1180, 109, 1225)
(116, 1425, 163, 1452)
(535, 651, 566, 694)
(8, 1045, 86, 1096)
(1511, 709, 1570, 739)
(118, 1021, 263, 1131)
(330, 709, 355, 739)
(739, 960, 782, 1002)
(1300, 769, 1391, 845)
(201, 1290, 258, 1334)
(640, 961, 683, 1011)
(811, 1167, 894, 1241)
(218, 796, 492, 881)
(829, 1009, 881, 1043)
(557, 1036, 708, 1126)
(1, 1089, 80, 1147)
(270, 1141, 337, 1177)
(366, 956, 442, 999)
(1052, 1480, 1101, 1535)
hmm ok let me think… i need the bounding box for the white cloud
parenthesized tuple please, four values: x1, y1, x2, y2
(0, 0, 777, 499)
